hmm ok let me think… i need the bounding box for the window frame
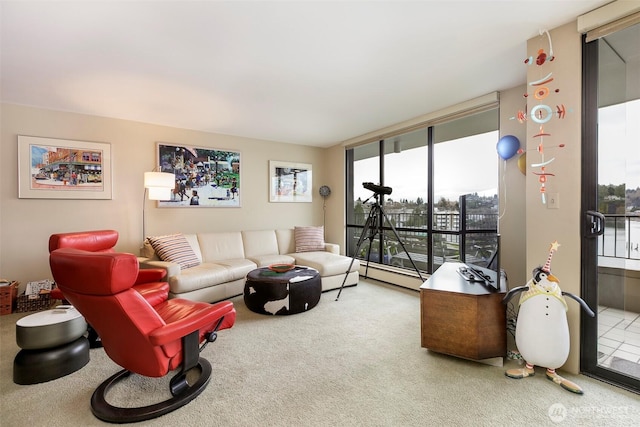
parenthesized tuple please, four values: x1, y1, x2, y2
(345, 107, 499, 276)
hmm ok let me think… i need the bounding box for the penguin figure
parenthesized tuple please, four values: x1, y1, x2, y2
(503, 241, 595, 394)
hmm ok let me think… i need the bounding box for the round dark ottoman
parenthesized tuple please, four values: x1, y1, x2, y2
(244, 266, 321, 315)
(14, 306, 90, 385)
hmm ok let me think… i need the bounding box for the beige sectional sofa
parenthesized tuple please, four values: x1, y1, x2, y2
(138, 228, 360, 303)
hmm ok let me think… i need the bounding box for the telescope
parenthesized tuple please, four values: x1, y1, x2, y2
(337, 180, 422, 301)
(362, 182, 392, 196)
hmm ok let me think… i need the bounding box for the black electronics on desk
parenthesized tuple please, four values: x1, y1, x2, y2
(457, 234, 503, 292)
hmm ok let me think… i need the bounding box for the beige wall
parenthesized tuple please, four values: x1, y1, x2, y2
(321, 144, 347, 249)
(526, 22, 583, 373)
(0, 104, 330, 287)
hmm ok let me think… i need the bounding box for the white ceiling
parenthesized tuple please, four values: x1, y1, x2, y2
(0, 0, 611, 147)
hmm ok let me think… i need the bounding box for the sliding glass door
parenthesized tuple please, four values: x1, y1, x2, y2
(582, 21, 640, 392)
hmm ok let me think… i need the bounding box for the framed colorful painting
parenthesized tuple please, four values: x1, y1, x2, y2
(157, 143, 241, 207)
(18, 135, 112, 199)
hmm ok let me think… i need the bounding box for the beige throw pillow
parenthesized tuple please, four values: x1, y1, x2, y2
(294, 226, 325, 253)
(147, 233, 200, 269)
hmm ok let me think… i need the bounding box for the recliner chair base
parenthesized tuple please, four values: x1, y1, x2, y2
(91, 357, 212, 424)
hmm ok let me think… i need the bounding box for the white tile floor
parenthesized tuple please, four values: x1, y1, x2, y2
(597, 306, 640, 372)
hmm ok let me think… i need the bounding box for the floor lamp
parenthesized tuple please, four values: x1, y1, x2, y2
(319, 185, 331, 239)
(143, 172, 174, 241)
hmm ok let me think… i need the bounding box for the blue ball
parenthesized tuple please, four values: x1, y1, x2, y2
(497, 135, 520, 160)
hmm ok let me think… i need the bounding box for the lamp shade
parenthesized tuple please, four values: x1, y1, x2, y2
(147, 187, 172, 201)
(144, 172, 174, 201)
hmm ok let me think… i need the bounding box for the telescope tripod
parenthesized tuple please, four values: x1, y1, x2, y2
(335, 194, 424, 301)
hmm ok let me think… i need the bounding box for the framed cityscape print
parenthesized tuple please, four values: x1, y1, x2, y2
(157, 143, 241, 207)
(18, 135, 112, 199)
(269, 160, 312, 203)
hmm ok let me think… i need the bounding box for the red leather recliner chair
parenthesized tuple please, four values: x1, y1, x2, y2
(49, 230, 170, 348)
(50, 247, 236, 423)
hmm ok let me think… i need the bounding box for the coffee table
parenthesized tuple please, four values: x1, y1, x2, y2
(244, 266, 321, 315)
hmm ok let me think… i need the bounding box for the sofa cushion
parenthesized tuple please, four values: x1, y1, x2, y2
(214, 258, 258, 280)
(293, 251, 360, 276)
(242, 230, 279, 258)
(147, 234, 200, 270)
(168, 263, 232, 294)
(275, 229, 296, 254)
(294, 226, 325, 252)
(197, 232, 245, 262)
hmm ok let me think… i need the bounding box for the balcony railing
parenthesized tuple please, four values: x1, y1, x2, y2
(599, 214, 640, 260)
(347, 208, 498, 274)
(348, 210, 639, 275)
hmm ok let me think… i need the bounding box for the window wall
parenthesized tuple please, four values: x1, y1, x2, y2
(346, 108, 499, 276)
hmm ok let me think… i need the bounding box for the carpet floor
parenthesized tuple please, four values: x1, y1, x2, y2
(1, 279, 638, 426)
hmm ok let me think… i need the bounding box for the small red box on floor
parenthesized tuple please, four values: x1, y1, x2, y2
(0, 281, 19, 315)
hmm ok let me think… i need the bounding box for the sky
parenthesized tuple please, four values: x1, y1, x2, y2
(598, 99, 640, 189)
(353, 131, 499, 202)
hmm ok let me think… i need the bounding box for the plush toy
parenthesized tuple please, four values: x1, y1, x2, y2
(503, 241, 595, 394)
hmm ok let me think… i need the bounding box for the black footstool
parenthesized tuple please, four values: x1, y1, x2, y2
(14, 306, 90, 384)
(244, 266, 321, 315)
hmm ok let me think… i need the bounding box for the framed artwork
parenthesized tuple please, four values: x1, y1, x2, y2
(157, 143, 241, 207)
(269, 160, 312, 203)
(18, 135, 112, 199)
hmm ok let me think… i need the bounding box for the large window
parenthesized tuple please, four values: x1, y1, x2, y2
(346, 108, 499, 276)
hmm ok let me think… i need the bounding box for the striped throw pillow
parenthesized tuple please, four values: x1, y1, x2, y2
(294, 226, 325, 253)
(147, 234, 200, 269)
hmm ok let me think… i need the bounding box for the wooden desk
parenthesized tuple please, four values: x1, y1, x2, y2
(420, 262, 507, 361)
